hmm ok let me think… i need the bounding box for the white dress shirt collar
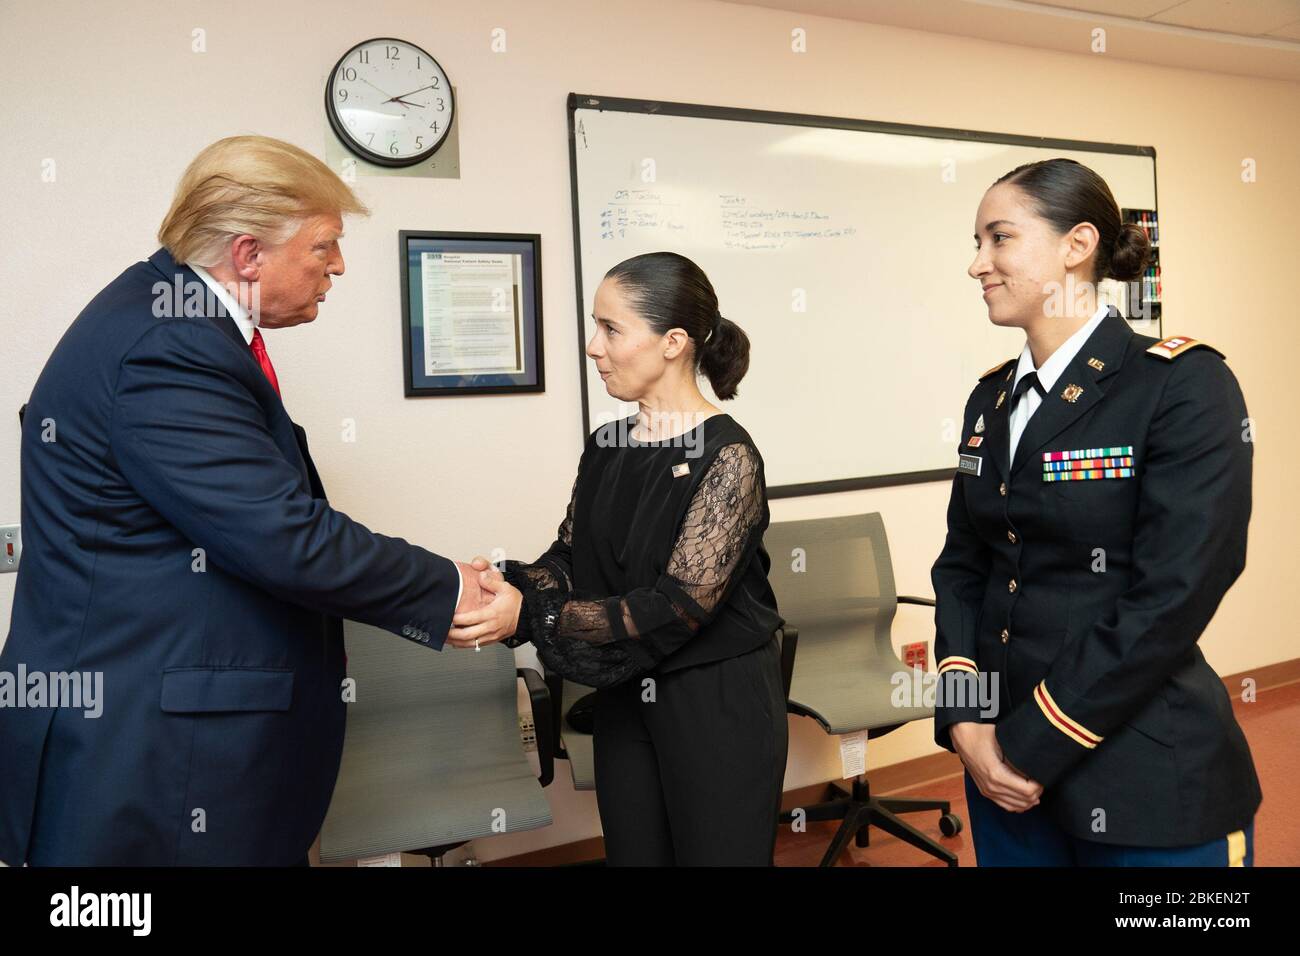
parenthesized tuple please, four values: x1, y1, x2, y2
(189, 263, 258, 346)
(1012, 300, 1110, 395)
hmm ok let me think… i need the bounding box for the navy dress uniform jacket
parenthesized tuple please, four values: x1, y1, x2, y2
(0, 248, 460, 865)
(931, 307, 1261, 847)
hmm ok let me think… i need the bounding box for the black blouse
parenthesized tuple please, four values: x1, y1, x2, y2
(501, 413, 782, 688)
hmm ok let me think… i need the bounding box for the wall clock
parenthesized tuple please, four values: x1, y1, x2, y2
(325, 37, 454, 168)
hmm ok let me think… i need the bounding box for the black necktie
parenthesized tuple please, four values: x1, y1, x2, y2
(1012, 370, 1046, 409)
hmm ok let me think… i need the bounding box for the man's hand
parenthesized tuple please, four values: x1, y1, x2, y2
(447, 566, 522, 650)
(470, 554, 504, 586)
(453, 561, 486, 616)
(951, 721, 1044, 813)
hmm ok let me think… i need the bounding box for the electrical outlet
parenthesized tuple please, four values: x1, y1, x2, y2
(519, 713, 537, 752)
(0, 525, 19, 573)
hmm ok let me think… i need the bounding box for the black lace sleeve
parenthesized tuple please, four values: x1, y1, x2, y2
(499, 473, 576, 649)
(503, 442, 765, 688)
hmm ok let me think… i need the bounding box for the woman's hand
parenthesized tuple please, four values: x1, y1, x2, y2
(951, 721, 1044, 812)
(447, 566, 522, 650)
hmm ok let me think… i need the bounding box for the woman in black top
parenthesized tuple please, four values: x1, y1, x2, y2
(446, 252, 789, 866)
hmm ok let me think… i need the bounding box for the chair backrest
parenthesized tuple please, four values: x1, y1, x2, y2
(765, 513, 900, 641)
(763, 513, 930, 734)
(318, 621, 551, 863)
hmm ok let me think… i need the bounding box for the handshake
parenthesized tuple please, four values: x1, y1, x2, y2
(447, 556, 523, 650)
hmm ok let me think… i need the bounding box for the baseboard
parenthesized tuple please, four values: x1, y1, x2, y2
(482, 657, 1297, 867)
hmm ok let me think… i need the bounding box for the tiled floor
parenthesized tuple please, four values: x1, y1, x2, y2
(775, 680, 1299, 867)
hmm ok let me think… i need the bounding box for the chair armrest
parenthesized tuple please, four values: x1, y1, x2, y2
(777, 625, 798, 702)
(517, 667, 554, 788)
(543, 671, 568, 760)
(897, 594, 936, 608)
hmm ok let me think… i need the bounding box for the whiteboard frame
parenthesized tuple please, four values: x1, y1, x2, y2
(566, 92, 1159, 499)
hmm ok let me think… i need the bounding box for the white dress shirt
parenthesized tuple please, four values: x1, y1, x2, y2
(187, 263, 466, 619)
(1009, 301, 1110, 464)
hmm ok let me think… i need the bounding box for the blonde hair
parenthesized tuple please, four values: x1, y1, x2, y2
(157, 135, 369, 267)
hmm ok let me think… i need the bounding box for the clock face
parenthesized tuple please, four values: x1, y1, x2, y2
(325, 37, 454, 168)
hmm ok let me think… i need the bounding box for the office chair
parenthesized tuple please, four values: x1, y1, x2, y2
(765, 513, 963, 867)
(318, 620, 554, 865)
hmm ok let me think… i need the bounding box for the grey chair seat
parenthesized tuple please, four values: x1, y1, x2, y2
(786, 614, 933, 734)
(319, 621, 552, 863)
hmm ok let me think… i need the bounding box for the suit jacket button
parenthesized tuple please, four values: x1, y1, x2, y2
(1007, 530, 1017, 544)
(1001, 628, 1010, 643)
(999, 482, 1007, 496)
(402, 625, 413, 636)
(1008, 579, 1017, 593)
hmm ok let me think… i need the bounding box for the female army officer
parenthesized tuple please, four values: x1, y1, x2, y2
(932, 158, 1261, 866)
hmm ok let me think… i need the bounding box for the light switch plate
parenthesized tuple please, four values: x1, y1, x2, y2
(0, 524, 19, 573)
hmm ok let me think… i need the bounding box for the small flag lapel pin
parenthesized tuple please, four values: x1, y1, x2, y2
(671, 462, 690, 478)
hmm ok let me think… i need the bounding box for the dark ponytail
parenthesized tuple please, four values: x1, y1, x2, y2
(604, 251, 751, 400)
(994, 158, 1151, 282)
(699, 312, 748, 401)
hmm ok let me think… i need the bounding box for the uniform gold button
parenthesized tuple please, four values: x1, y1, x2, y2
(1007, 530, 1017, 544)
(999, 482, 1007, 496)
(1001, 628, 1010, 643)
(1008, 579, 1017, 593)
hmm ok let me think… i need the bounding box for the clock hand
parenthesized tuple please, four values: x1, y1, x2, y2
(392, 98, 427, 109)
(359, 77, 399, 101)
(382, 83, 438, 103)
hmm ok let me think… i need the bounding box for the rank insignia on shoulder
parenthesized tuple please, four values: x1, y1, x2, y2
(995, 390, 1006, 410)
(1146, 336, 1225, 361)
(979, 358, 1016, 381)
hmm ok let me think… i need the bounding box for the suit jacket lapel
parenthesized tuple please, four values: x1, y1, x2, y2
(1010, 308, 1134, 478)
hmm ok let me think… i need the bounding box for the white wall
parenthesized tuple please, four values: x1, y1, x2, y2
(2, 0, 1296, 861)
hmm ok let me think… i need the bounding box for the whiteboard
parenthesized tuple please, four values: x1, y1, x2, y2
(567, 95, 1159, 496)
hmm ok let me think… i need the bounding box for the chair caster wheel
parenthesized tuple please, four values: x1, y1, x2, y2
(939, 812, 963, 837)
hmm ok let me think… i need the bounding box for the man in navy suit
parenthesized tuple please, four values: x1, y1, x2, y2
(0, 135, 510, 865)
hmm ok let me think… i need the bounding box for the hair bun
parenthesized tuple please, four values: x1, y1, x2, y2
(1108, 222, 1151, 282)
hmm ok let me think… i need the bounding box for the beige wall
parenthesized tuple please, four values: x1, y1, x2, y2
(1, 0, 1295, 862)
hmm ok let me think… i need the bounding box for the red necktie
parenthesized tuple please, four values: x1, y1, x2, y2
(249, 328, 281, 396)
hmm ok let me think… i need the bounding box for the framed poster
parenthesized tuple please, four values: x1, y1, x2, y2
(400, 231, 544, 396)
